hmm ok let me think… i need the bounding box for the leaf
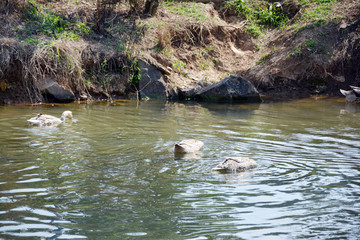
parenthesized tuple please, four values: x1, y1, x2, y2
(0, 80, 7, 92)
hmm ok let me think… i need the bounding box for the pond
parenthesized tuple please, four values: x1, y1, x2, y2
(0, 98, 359, 239)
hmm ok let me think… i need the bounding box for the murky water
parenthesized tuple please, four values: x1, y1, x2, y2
(0, 98, 359, 240)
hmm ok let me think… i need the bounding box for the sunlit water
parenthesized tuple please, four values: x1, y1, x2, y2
(0, 98, 359, 240)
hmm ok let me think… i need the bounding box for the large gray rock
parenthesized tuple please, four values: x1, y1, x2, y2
(38, 79, 75, 103)
(139, 60, 168, 100)
(194, 75, 262, 103)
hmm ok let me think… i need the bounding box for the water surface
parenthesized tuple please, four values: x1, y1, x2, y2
(0, 98, 359, 239)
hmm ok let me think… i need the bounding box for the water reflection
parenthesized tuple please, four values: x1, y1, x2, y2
(0, 99, 359, 239)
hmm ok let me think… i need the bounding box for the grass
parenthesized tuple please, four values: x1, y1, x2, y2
(298, 0, 337, 22)
(224, 0, 341, 37)
(19, 0, 90, 42)
(173, 59, 187, 76)
(256, 47, 279, 64)
(224, 0, 289, 37)
(288, 0, 341, 35)
(287, 38, 319, 58)
(164, 1, 208, 23)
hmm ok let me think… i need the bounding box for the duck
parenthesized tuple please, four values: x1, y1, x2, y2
(212, 157, 258, 172)
(174, 139, 204, 154)
(340, 89, 358, 102)
(349, 85, 360, 96)
(340, 88, 359, 103)
(27, 111, 73, 126)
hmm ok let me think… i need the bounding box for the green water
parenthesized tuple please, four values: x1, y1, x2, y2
(0, 98, 359, 239)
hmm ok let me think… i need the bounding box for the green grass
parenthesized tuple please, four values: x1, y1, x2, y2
(289, 0, 340, 34)
(164, 1, 208, 22)
(20, 0, 90, 41)
(287, 38, 318, 58)
(224, 0, 289, 37)
(224, 0, 340, 37)
(256, 47, 278, 64)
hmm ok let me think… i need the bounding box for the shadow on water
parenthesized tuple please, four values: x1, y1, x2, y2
(0, 99, 359, 239)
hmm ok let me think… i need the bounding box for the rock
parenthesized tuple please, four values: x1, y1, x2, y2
(178, 86, 201, 100)
(178, 79, 208, 100)
(212, 157, 258, 172)
(38, 78, 75, 103)
(139, 59, 168, 100)
(174, 139, 204, 154)
(194, 75, 262, 103)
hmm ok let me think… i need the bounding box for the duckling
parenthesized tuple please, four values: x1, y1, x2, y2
(340, 89, 359, 103)
(174, 139, 204, 154)
(27, 111, 73, 127)
(349, 85, 360, 97)
(212, 157, 258, 172)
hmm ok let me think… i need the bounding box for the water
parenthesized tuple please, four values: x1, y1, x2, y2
(0, 98, 359, 240)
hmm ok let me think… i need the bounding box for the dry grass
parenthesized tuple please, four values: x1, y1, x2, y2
(0, 37, 42, 102)
(29, 39, 88, 94)
(157, 26, 171, 49)
(0, 0, 24, 15)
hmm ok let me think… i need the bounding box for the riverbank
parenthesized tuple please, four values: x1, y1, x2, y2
(0, 0, 359, 104)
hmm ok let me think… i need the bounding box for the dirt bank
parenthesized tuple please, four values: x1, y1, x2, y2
(0, 0, 359, 104)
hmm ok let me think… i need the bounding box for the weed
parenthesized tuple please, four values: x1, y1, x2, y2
(173, 59, 187, 76)
(101, 60, 107, 69)
(288, 44, 302, 58)
(305, 38, 316, 50)
(246, 23, 263, 38)
(21, 0, 90, 41)
(255, 3, 288, 27)
(130, 59, 141, 86)
(288, 38, 317, 58)
(84, 78, 91, 85)
(163, 47, 172, 58)
(23, 37, 41, 45)
(256, 47, 278, 64)
(256, 53, 269, 64)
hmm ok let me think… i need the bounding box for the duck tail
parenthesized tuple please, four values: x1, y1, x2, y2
(340, 89, 349, 96)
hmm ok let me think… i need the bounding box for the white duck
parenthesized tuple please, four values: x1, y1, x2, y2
(27, 111, 73, 126)
(212, 157, 258, 172)
(174, 139, 204, 154)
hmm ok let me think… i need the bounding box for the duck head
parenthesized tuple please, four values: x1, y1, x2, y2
(60, 111, 73, 121)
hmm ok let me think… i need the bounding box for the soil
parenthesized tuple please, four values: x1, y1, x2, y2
(0, 0, 360, 104)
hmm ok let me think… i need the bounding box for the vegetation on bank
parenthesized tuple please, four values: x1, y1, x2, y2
(0, 0, 359, 103)
(223, 0, 343, 37)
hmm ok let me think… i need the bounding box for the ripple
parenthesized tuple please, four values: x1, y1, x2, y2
(1, 188, 48, 194)
(1, 100, 360, 239)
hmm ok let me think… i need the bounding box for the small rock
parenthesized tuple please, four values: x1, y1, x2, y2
(174, 139, 204, 154)
(212, 157, 258, 172)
